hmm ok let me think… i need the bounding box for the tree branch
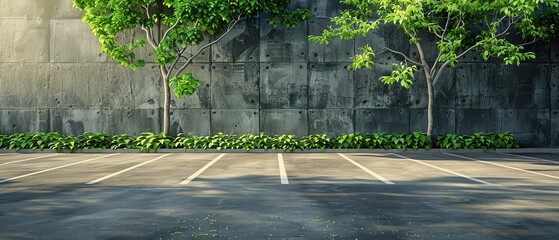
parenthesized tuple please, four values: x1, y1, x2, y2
(173, 17, 243, 78)
(431, 14, 453, 76)
(432, 60, 450, 86)
(161, 18, 181, 43)
(415, 42, 431, 77)
(142, 5, 158, 50)
(435, 12, 452, 39)
(518, 38, 538, 46)
(494, 16, 516, 38)
(381, 47, 422, 66)
(432, 42, 480, 86)
(455, 43, 480, 59)
(167, 48, 186, 78)
(141, 26, 158, 50)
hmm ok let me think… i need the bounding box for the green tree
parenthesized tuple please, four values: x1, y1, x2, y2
(310, 0, 558, 137)
(73, 0, 310, 134)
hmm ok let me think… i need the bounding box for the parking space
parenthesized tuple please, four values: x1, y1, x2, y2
(1, 151, 558, 239)
(393, 152, 559, 187)
(283, 153, 393, 185)
(450, 152, 559, 184)
(97, 153, 221, 187)
(344, 153, 491, 185)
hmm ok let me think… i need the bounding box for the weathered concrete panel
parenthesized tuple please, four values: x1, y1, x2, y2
(355, 108, 409, 133)
(456, 63, 550, 109)
(552, 65, 559, 109)
(409, 65, 455, 108)
(211, 63, 259, 109)
(460, 51, 487, 63)
(48, 63, 102, 109)
(0, 0, 78, 19)
(260, 63, 308, 109)
(50, 63, 161, 110)
(456, 109, 498, 133)
(551, 110, 559, 146)
(0, 19, 49, 63)
(260, 109, 308, 136)
(185, 38, 211, 63)
(355, 25, 410, 63)
(0, 0, 82, 19)
(0, 0, 45, 18)
(308, 109, 354, 136)
(260, 18, 308, 62)
(210, 109, 259, 135)
(552, 39, 559, 63)
(309, 63, 354, 108)
(212, 18, 259, 63)
(49, 63, 140, 109)
(169, 109, 210, 136)
(51, 0, 83, 19)
(309, 0, 346, 18)
(409, 109, 456, 134)
(50, 108, 160, 135)
(308, 18, 354, 63)
(111, 64, 162, 109)
(50, 19, 106, 63)
(171, 64, 210, 109)
(498, 109, 550, 147)
(0, 110, 49, 134)
(106, 108, 160, 135)
(0, 63, 49, 109)
(355, 63, 410, 108)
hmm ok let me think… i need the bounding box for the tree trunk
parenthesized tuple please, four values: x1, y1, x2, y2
(425, 75, 434, 138)
(415, 43, 434, 138)
(162, 74, 171, 135)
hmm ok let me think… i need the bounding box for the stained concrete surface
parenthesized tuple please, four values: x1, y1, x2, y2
(355, 108, 409, 134)
(260, 109, 308, 136)
(309, 63, 354, 109)
(0, 152, 558, 239)
(0, 0, 558, 147)
(210, 109, 259, 135)
(308, 109, 354, 136)
(260, 63, 308, 109)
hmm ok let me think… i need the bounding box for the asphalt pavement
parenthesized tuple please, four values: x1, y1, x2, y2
(1, 151, 558, 240)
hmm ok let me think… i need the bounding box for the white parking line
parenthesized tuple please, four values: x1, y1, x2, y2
(87, 154, 172, 185)
(390, 153, 492, 185)
(0, 154, 60, 166)
(497, 153, 559, 165)
(446, 153, 559, 180)
(278, 153, 289, 184)
(338, 153, 394, 184)
(180, 153, 226, 185)
(0, 154, 119, 184)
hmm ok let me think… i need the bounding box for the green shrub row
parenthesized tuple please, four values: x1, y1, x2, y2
(436, 132, 520, 150)
(0, 132, 519, 153)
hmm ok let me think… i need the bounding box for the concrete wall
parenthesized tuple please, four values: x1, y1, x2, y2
(0, 0, 557, 147)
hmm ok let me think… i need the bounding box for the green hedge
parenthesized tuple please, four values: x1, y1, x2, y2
(436, 132, 520, 150)
(0, 132, 519, 153)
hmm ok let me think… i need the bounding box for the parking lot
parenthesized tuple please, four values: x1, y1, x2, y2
(1, 151, 558, 240)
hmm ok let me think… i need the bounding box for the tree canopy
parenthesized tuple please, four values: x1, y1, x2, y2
(310, 0, 558, 137)
(74, 0, 311, 134)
